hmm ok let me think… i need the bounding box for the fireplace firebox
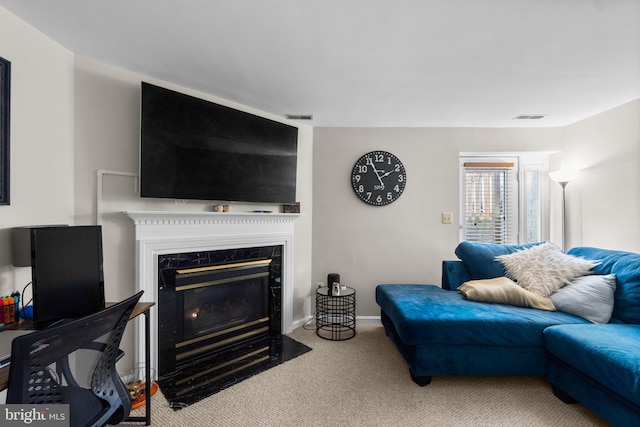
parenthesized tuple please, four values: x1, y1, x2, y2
(157, 246, 289, 403)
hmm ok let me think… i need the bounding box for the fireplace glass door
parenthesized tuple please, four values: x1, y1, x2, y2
(175, 260, 271, 365)
(157, 246, 282, 382)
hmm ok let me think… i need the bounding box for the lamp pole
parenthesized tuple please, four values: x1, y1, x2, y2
(558, 181, 568, 252)
(549, 170, 576, 252)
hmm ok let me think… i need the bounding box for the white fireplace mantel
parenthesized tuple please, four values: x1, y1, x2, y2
(125, 210, 299, 372)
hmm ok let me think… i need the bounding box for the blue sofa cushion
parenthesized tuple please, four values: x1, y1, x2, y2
(544, 324, 640, 403)
(454, 241, 542, 280)
(568, 247, 640, 323)
(375, 284, 588, 347)
(442, 260, 473, 290)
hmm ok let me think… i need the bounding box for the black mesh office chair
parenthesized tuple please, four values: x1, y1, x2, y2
(6, 291, 143, 427)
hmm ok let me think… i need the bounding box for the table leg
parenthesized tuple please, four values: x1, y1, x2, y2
(144, 309, 151, 425)
(125, 308, 152, 425)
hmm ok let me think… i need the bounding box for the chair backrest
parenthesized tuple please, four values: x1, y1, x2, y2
(7, 291, 143, 427)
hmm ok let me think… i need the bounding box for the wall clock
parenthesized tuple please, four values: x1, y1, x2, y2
(351, 150, 407, 206)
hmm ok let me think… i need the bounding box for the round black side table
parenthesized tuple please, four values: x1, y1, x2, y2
(315, 286, 356, 341)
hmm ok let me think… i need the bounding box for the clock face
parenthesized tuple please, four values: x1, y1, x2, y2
(351, 151, 407, 206)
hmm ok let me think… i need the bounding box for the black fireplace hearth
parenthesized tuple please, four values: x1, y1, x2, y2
(156, 246, 310, 408)
(159, 333, 311, 408)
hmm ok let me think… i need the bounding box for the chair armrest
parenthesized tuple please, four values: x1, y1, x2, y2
(442, 260, 472, 290)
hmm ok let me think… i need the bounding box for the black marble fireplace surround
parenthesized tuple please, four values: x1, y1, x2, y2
(156, 246, 311, 408)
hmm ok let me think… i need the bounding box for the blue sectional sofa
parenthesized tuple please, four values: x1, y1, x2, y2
(376, 244, 640, 427)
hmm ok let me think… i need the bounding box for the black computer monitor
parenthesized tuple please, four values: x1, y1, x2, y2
(30, 225, 105, 329)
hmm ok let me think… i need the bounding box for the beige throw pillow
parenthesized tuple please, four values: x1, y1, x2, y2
(457, 277, 556, 311)
(496, 242, 598, 297)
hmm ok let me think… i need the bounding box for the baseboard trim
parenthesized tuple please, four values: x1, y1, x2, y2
(357, 316, 382, 324)
(291, 317, 312, 331)
(291, 315, 381, 331)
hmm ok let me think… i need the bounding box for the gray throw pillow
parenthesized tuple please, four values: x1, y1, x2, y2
(550, 274, 616, 323)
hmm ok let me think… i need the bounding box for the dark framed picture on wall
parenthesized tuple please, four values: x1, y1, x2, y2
(0, 56, 10, 205)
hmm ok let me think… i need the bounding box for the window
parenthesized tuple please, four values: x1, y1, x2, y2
(523, 166, 544, 243)
(460, 154, 549, 244)
(461, 158, 518, 244)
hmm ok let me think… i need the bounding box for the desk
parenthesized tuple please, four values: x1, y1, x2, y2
(0, 302, 154, 426)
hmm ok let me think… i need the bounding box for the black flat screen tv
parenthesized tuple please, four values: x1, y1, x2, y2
(30, 226, 105, 329)
(140, 82, 298, 204)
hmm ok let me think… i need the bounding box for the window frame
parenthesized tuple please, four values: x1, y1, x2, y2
(459, 153, 550, 244)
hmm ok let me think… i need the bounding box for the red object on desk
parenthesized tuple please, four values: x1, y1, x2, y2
(0, 297, 16, 325)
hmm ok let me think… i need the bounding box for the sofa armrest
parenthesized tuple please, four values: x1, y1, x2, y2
(442, 260, 472, 290)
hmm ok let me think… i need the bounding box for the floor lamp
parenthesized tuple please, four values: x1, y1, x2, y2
(549, 170, 576, 252)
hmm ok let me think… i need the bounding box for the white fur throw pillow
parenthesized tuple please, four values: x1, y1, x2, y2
(495, 242, 598, 297)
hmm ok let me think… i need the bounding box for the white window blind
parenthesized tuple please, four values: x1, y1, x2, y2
(462, 161, 516, 244)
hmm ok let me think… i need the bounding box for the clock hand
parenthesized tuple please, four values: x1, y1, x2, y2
(380, 170, 394, 179)
(367, 158, 385, 186)
(366, 157, 380, 175)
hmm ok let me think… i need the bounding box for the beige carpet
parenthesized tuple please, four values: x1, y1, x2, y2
(121, 324, 609, 426)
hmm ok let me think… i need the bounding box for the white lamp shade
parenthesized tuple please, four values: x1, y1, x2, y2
(549, 170, 577, 184)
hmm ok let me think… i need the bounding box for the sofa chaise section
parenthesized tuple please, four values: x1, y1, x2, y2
(376, 283, 588, 383)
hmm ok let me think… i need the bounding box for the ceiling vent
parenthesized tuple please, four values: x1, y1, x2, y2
(513, 114, 548, 120)
(285, 114, 313, 121)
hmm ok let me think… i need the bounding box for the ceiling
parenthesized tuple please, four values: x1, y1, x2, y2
(1, 0, 639, 127)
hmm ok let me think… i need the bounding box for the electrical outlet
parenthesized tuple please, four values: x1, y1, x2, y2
(442, 212, 453, 224)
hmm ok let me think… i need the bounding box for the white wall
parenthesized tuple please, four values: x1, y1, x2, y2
(0, 8, 75, 297)
(312, 127, 564, 316)
(562, 99, 640, 252)
(72, 57, 314, 362)
(312, 101, 640, 318)
(0, 6, 313, 370)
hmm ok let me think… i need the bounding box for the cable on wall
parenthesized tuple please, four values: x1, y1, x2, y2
(96, 169, 139, 225)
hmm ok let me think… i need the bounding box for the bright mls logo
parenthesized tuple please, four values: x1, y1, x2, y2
(1, 405, 69, 426)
